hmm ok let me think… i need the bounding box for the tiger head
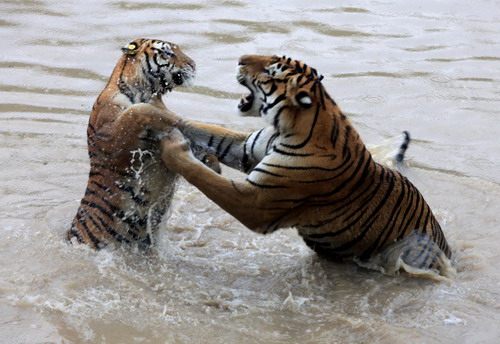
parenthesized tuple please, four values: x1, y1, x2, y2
(237, 55, 324, 126)
(119, 38, 196, 96)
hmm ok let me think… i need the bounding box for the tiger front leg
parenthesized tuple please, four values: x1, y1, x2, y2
(160, 128, 290, 232)
(93, 103, 179, 155)
(179, 120, 254, 172)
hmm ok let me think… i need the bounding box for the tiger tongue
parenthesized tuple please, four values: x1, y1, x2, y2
(238, 94, 254, 112)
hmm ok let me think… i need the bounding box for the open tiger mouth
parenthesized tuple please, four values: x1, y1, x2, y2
(238, 93, 254, 112)
(237, 71, 255, 113)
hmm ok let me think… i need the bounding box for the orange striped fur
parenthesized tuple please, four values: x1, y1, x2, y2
(68, 39, 218, 249)
(163, 55, 452, 275)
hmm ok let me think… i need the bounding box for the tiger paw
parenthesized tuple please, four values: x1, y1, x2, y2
(160, 128, 195, 171)
(201, 153, 221, 174)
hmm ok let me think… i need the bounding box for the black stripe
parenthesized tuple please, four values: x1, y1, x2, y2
(410, 232, 432, 265)
(273, 145, 313, 157)
(89, 166, 129, 178)
(310, 80, 317, 94)
(144, 51, 156, 75)
(275, 152, 370, 207)
(87, 213, 128, 244)
(246, 178, 288, 189)
(292, 152, 356, 185)
(153, 51, 169, 68)
(266, 94, 287, 110)
(81, 199, 114, 219)
(219, 142, 233, 161)
(273, 105, 289, 128)
(427, 250, 441, 269)
(280, 103, 320, 149)
(87, 137, 115, 156)
(401, 231, 430, 263)
(418, 243, 435, 269)
(319, 86, 327, 110)
(252, 168, 285, 178)
(395, 178, 419, 240)
(296, 176, 340, 184)
(118, 80, 135, 103)
(68, 225, 83, 243)
(305, 169, 385, 234)
(207, 134, 215, 147)
(310, 162, 380, 209)
(241, 136, 251, 173)
(250, 129, 264, 157)
(117, 55, 135, 103)
(330, 116, 339, 149)
(360, 177, 408, 259)
(231, 180, 244, 194)
(325, 91, 337, 106)
(89, 171, 105, 178)
(262, 161, 349, 172)
(85, 189, 97, 196)
(92, 213, 128, 242)
(142, 65, 159, 93)
(89, 163, 109, 169)
(342, 126, 352, 159)
(76, 211, 101, 248)
(264, 212, 291, 234)
(264, 82, 277, 97)
(266, 132, 279, 153)
(412, 193, 427, 232)
(117, 218, 142, 240)
(311, 149, 366, 199)
(101, 197, 122, 214)
(329, 170, 397, 253)
(303, 186, 381, 231)
(215, 137, 227, 156)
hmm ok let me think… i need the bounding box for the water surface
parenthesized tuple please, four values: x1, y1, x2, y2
(1, 1, 499, 343)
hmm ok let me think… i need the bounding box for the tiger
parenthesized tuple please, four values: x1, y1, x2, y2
(160, 55, 453, 276)
(67, 38, 219, 249)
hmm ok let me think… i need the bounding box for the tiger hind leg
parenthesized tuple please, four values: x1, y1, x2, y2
(355, 230, 456, 279)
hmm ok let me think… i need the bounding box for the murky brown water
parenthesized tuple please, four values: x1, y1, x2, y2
(1, 1, 500, 343)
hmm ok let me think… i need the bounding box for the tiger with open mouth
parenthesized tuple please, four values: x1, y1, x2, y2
(161, 55, 452, 276)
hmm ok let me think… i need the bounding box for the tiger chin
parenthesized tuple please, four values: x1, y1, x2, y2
(67, 38, 220, 250)
(162, 55, 453, 278)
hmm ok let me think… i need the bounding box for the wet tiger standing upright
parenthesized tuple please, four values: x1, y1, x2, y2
(67, 38, 218, 249)
(161, 55, 453, 277)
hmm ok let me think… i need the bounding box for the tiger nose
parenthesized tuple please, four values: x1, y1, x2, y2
(238, 55, 252, 66)
(238, 55, 270, 71)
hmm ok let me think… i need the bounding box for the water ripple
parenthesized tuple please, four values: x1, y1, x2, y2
(0, 62, 106, 82)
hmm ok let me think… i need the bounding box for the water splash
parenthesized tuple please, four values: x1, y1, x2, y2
(354, 231, 457, 281)
(129, 149, 154, 180)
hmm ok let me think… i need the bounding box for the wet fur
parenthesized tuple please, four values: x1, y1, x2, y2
(67, 38, 218, 249)
(162, 55, 452, 275)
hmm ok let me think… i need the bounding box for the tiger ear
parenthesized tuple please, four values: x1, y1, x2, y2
(122, 42, 139, 56)
(288, 77, 313, 109)
(295, 91, 313, 109)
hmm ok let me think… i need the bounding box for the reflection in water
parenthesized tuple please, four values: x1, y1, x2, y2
(1, 0, 500, 343)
